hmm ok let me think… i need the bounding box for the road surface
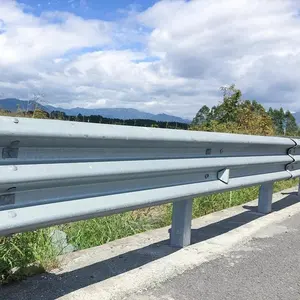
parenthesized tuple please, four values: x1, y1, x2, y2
(127, 210, 300, 300)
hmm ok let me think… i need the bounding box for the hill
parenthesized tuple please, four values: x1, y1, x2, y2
(0, 98, 191, 123)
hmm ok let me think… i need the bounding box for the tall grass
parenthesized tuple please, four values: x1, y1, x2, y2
(0, 228, 58, 284)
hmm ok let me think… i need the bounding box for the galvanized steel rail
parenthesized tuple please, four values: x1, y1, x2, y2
(0, 116, 299, 247)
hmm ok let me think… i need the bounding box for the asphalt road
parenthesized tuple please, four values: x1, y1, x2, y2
(127, 212, 300, 300)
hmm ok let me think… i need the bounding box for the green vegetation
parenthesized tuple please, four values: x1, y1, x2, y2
(0, 84, 299, 284)
(0, 228, 58, 284)
(0, 108, 188, 130)
(191, 84, 298, 136)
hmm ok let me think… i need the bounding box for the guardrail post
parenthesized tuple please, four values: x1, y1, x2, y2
(258, 182, 274, 214)
(170, 199, 193, 248)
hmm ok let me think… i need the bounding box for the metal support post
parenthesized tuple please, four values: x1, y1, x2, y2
(258, 182, 274, 214)
(170, 198, 193, 248)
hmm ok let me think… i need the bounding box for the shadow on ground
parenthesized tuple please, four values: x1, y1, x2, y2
(1, 193, 299, 300)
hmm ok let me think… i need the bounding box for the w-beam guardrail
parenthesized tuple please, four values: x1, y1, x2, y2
(0, 116, 299, 247)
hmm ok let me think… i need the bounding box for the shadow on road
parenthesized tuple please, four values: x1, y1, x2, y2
(243, 191, 299, 212)
(1, 192, 299, 300)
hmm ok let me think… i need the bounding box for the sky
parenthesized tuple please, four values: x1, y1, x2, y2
(1, 0, 300, 118)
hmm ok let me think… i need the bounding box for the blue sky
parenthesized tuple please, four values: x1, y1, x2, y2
(20, 0, 158, 20)
(1, 0, 300, 118)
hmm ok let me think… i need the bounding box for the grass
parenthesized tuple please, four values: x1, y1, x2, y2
(0, 178, 298, 284)
(64, 211, 160, 250)
(0, 228, 58, 284)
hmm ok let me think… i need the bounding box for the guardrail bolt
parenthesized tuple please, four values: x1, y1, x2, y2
(205, 174, 209, 179)
(0, 187, 16, 206)
(220, 148, 224, 154)
(205, 148, 212, 155)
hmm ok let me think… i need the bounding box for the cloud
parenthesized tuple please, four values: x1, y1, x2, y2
(138, 0, 300, 113)
(0, 2, 112, 64)
(1, 0, 300, 118)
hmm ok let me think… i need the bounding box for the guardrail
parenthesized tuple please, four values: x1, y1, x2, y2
(0, 116, 299, 247)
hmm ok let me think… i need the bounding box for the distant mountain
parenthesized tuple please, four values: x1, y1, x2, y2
(0, 98, 191, 123)
(0, 98, 45, 112)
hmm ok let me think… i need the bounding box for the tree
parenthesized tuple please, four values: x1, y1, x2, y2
(32, 108, 49, 119)
(251, 100, 265, 114)
(268, 108, 285, 135)
(267, 108, 298, 136)
(285, 111, 298, 136)
(190, 84, 275, 136)
(218, 84, 242, 123)
(76, 113, 83, 122)
(50, 111, 67, 120)
(191, 105, 210, 125)
(236, 101, 274, 136)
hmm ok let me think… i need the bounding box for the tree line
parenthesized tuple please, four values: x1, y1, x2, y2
(191, 84, 298, 136)
(0, 108, 189, 130)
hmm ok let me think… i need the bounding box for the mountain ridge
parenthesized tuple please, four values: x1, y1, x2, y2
(0, 98, 191, 123)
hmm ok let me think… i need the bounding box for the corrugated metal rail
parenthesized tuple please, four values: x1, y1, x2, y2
(0, 116, 299, 247)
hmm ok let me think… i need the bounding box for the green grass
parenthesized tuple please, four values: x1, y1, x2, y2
(0, 228, 58, 284)
(64, 211, 159, 250)
(0, 179, 298, 284)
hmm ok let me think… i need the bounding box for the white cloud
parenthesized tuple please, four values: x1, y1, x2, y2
(138, 0, 300, 113)
(0, 1, 112, 64)
(1, 0, 300, 118)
